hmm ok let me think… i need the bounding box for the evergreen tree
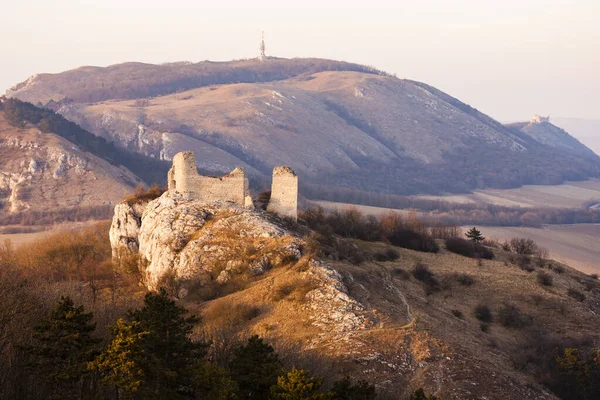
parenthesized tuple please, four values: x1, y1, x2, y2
(192, 361, 239, 400)
(91, 288, 207, 399)
(24, 296, 99, 399)
(331, 376, 376, 399)
(409, 388, 439, 400)
(230, 335, 282, 399)
(465, 227, 485, 243)
(270, 368, 331, 400)
(89, 319, 148, 398)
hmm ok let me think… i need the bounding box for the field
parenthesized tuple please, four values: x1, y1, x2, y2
(0, 221, 105, 247)
(313, 181, 600, 275)
(413, 178, 600, 208)
(476, 224, 600, 275)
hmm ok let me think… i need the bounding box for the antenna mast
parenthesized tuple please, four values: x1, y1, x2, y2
(259, 31, 266, 61)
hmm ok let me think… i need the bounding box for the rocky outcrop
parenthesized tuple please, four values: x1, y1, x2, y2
(113, 191, 303, 290)
(109, 201, 147, 262)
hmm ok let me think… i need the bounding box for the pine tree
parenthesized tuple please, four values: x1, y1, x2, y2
(409, 388, 439, 400)
(270, 368, 331, 400)
(465, 227, 485, 243)
(24, 296, 99, 399)
(230, 335, 282, 399)
(88, 319, 148, 398)
(331, 376, 376, 399)
(91, 288, 207, 398)
(192, 361, 239, 400)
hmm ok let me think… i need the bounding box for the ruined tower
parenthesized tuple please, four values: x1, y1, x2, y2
(267, 166, 298, 221)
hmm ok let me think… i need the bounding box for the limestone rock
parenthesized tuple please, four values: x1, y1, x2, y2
(124, 191, 304, 290)
(109, 201, 147, 262)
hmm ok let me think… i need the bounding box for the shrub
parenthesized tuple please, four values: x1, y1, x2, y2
(429, 223, 460, 240)
(474, 305, 493, 323)
(581, 279, 599, 292)
(590, 273, 599, 280)
(124, 184, 164, 205)
(456, 274, 475, 286)
(567, 288, 586, 302)
(412, 263, 440, 295)
(480, 323, 490, 333)
(389, 229, 439, 253)
(517, 255, 535, 272)
(451, 309, 464, 319)
(497, 304, 528, 328)
(537, 271, 553, 287)
(445, 237, 494, 259)
(392, 267, 411, 280)
(385, 248, 400, 261)
(510, 238, 538, 255)
(549, 264, 565, 274)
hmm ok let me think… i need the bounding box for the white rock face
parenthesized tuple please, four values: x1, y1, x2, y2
(116, 191, 303, 290)
(109, 201, 148, 261)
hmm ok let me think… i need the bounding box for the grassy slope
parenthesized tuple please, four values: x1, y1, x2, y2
(182, 239, 599, 399)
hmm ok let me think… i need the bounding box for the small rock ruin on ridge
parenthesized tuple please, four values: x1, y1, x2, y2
(168, 151, 298, 220)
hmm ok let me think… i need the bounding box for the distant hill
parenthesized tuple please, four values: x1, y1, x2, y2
(8, 58, 600, 198)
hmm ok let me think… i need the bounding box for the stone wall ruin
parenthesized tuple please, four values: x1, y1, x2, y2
(267, 166, 298, 220)
(168, 151, 298, 220)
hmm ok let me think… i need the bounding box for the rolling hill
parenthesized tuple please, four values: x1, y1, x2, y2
(7, 58, 600, 198)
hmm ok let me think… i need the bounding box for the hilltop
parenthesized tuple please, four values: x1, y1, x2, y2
(7, 58, 600, 198)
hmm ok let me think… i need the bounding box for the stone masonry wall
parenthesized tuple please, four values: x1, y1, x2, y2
(267, 166, 298, 221)
(168, 151, 296, 218)
(168, 151, 246, 206)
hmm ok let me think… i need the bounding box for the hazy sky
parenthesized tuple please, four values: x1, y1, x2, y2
(2, 0, 599, 122)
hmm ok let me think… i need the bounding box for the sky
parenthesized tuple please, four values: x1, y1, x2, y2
(1, 0, 599, 122)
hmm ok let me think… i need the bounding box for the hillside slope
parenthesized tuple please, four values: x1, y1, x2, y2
(109, 193, 600, 399)
(9, 59, 600, 196)
(0, 113, 140, 212)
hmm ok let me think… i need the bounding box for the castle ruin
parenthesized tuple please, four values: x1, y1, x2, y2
(267, 166, 298, 220)
(530, 114, 550, 124)
(168, 151, 298, 220)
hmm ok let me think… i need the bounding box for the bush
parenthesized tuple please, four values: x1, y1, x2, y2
(389, 229, 439, 253)
(456, 274, 475, 286)
(392, 267, 411, 280)
(480, 323, 490, 332)
(567, 288, 586, 302)
(510, 238, 538, 255)
(124, 184, 164, 205)
(497, 304, 528, 328)
(412, 263, 440, 295)
(451, 309, 464, 319)
(372, 248, 400, 262)
(537, 271, 553, 287)
(445, 237, 494, 259)
(385, 248, 400, 261)
(590, 273, 599, 280)
(474, 304, 493, 323)
(517, 255, 535, 272)
(549, 264, 565, 274)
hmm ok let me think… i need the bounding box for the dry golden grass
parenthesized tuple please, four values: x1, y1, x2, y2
(184, 235, 599, 399)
